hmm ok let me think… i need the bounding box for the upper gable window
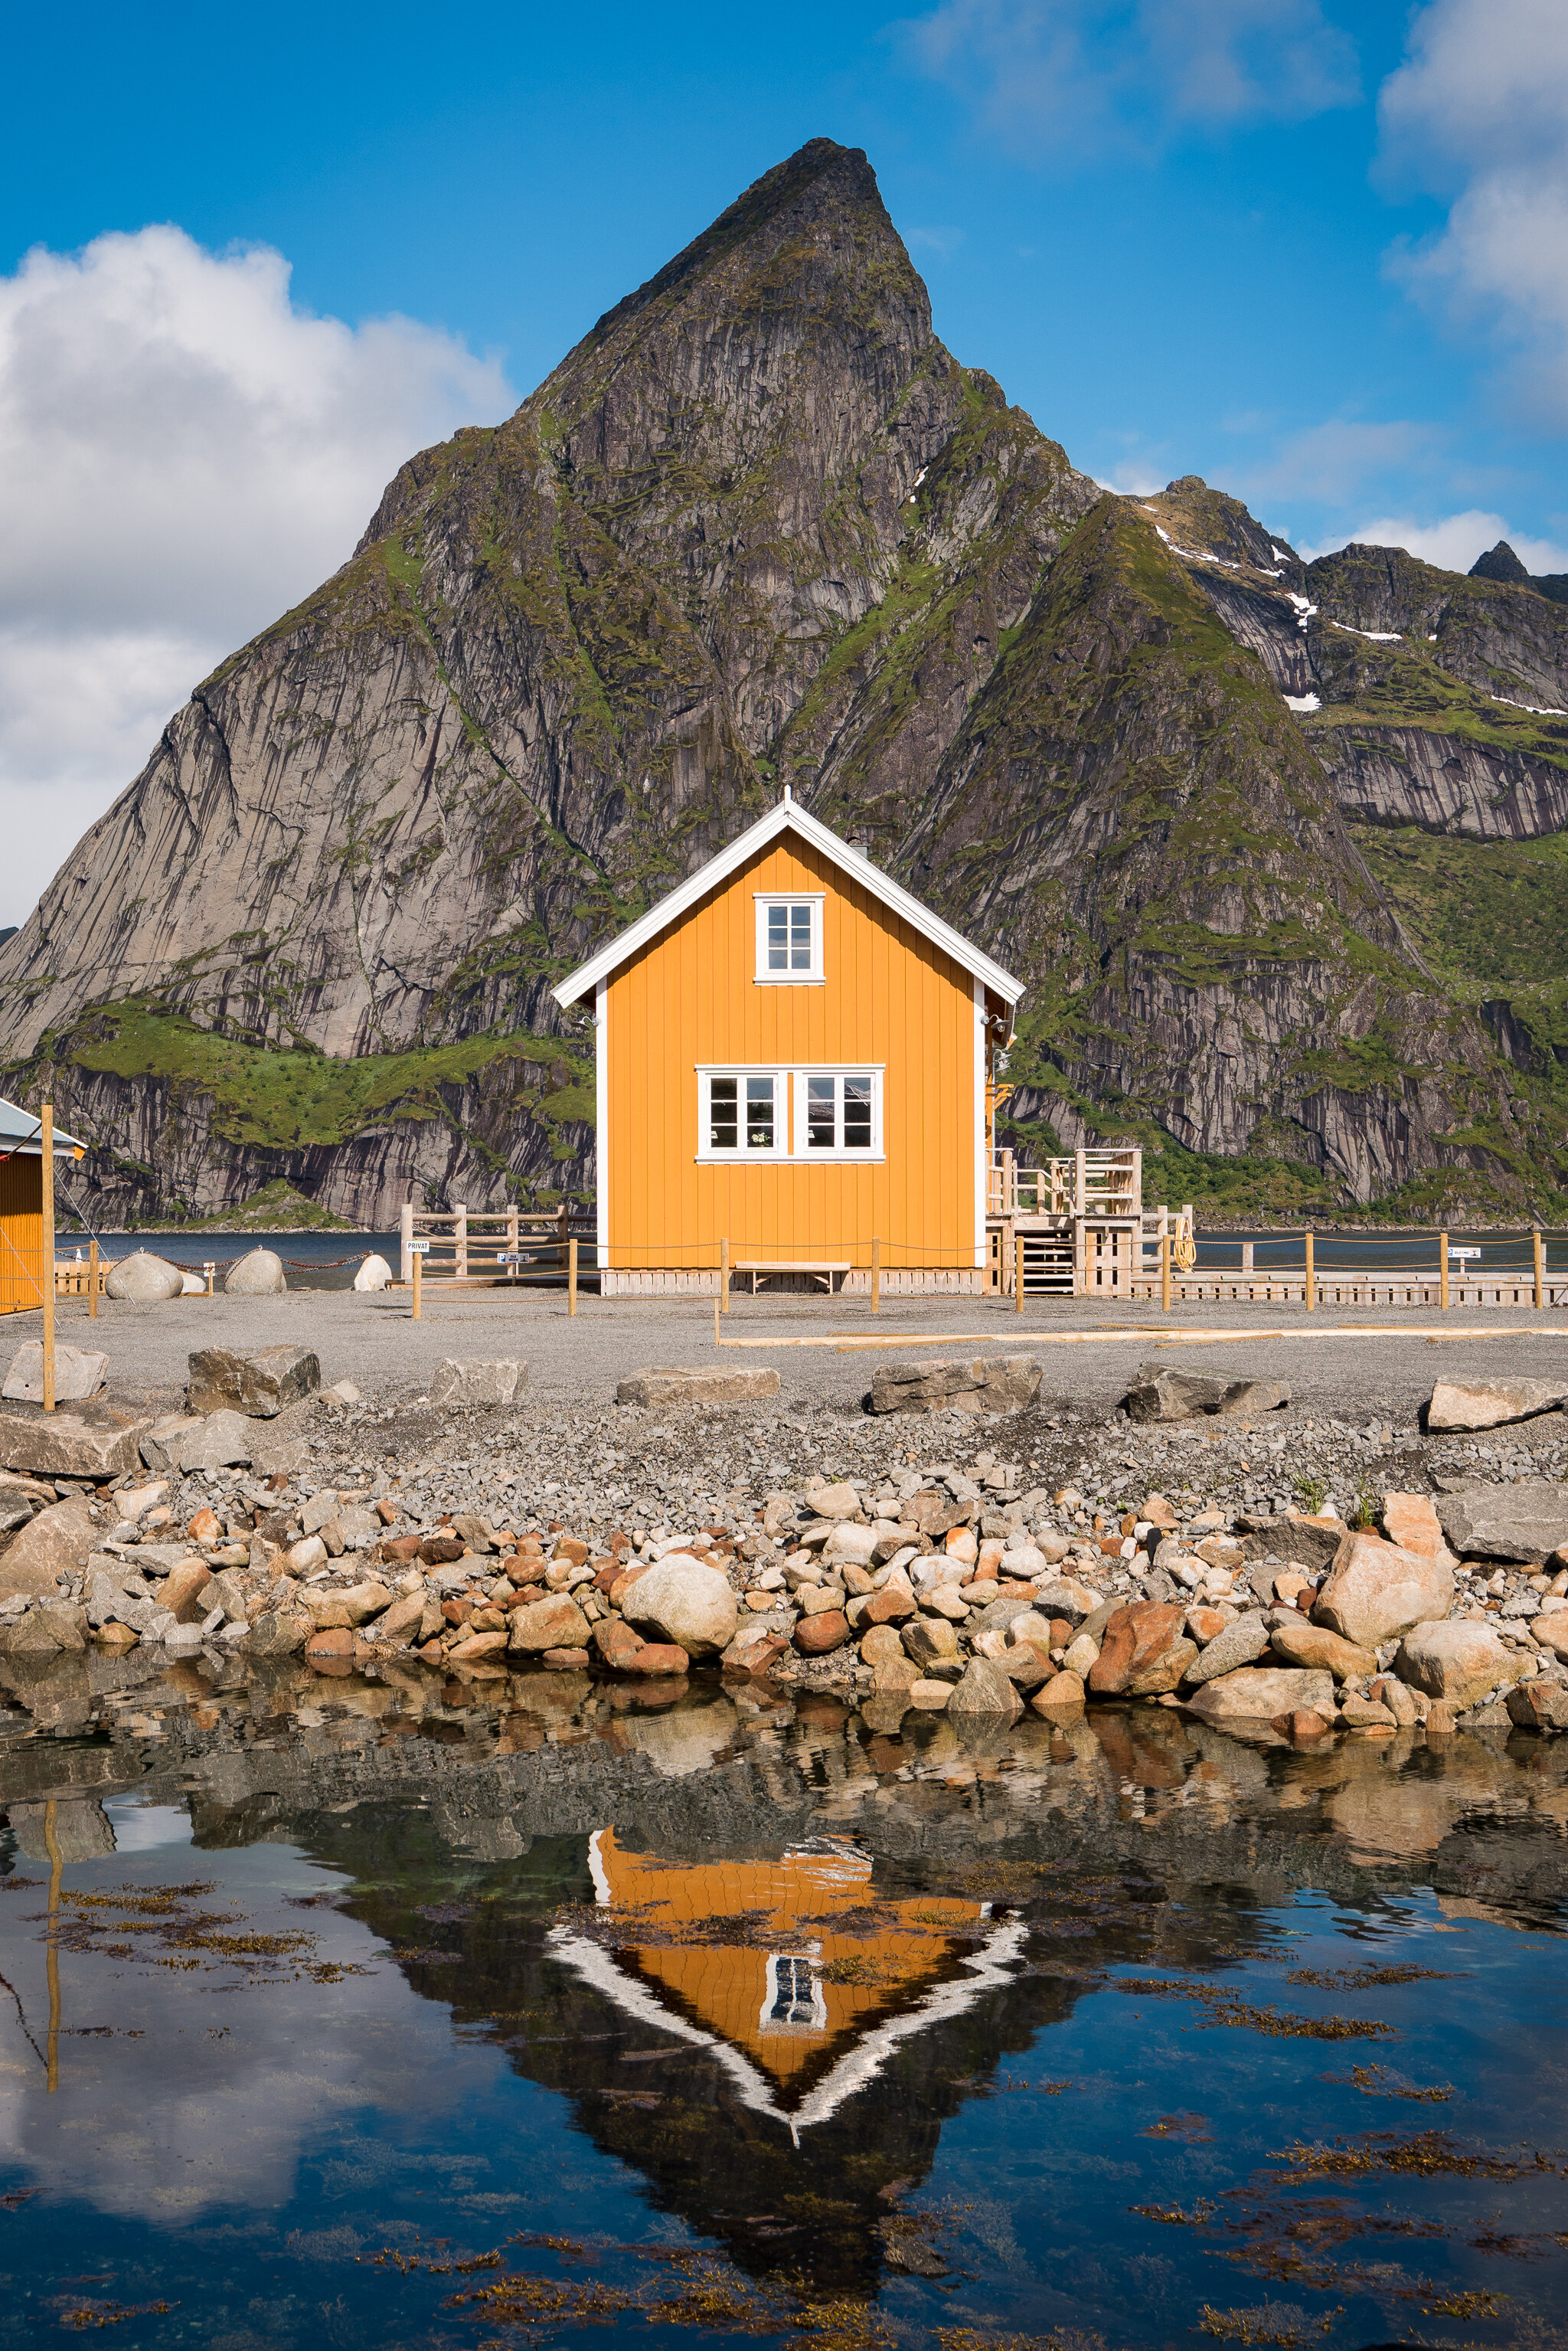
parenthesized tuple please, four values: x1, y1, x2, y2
(754, 893, 824, 983)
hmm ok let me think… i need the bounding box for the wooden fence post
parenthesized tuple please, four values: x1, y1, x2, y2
(568, 1237, 578, 1317)
(411, 1250, 422, 1321)
(1305, 1229, 1315, 1313)
(88, 1236, 99, 1320)
(399, 1201, 413, 1284)
(1014, 1232, 1025, 1313)
(507, 1203, 519, 1280)
(41, 1105, 54, 1413)
(870, 1235, 880, 1313)
(1439, 1230, 1449, 1312)
(1534, 1228, 1544, 1310)
(1160, 1219, 1171, 1314)
(454, 1203, 468, 1285)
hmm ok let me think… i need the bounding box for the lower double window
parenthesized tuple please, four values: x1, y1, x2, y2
(698, 1068, 884, 1160)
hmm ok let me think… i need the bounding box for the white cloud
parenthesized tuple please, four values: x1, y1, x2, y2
(1377, 0, 1568, 427)
(893, 0, 1360, 161)
(0, 224, 513, 927)
(1302, 508, 1568, 576)
(906, 224, 966, 257)
(1238, 417, 1448, 505)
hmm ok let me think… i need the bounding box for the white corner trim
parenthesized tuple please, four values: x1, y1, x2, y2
(594, 979, 608, 1261)
(973, 975, 986, 1270)
(551, 799, 1024, 1008)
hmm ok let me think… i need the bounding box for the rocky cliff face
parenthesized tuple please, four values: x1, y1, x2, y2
(2, 138, 1567, 1224)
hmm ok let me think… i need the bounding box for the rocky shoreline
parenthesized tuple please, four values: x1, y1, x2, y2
(2, 1349, 1567, 1748)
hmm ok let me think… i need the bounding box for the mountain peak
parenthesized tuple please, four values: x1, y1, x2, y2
(1471, 539, 1530, 584)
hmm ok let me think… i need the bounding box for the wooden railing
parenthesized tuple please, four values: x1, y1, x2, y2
(397, 1202, 594, 1283)
(988, 1145, 1142, 1221)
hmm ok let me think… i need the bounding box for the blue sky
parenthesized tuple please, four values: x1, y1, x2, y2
(1, 0, 1565, 917)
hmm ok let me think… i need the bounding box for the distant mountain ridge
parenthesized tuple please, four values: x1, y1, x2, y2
(4, 137, 1567, 1225)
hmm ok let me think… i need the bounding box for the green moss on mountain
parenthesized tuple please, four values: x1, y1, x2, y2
(1352, 825, 1568, 995)
(18, 1004, 592, 1155)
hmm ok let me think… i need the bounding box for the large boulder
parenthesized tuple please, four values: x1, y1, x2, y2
(0, 1410, 150, 1480)
(1122, 1364, 1289, 1423)
(2, 1342, 108, 1404)
(187, 1344, 319, 1418)
(1312, 1530, 1453, 1648)
(1395, 1621, 1514, 1708)
(508, 1594, 593, 1653)
(1269, 1618, 1378, 1682)
(224, 1247, 286, 1296)
(1380, 1493, 1448, 1561)
(620, 1555, 737, 1657)
(0, 1496, 96, 1601)
(1427, 1378, 1566, 1432)
(1186, 1666, 1334, 1723)
(175, 1410, 255, 1473)
(353, 1254, 392, 1291)
(947, 1656, 1024, 1719)
(1436, 1481, 1568, 1565)
(1505, 1680, 1568, 1733)
(430, 1359, 526, 1408)
(104, 1250, 184, 1303)
(1087, 1602, 1197, 1697)
(870, 1356, 1042, 1416)
(1182, 1612, 1271, 1685)
(616, 1366, 781, 1406)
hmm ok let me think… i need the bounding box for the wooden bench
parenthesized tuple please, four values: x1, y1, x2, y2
(734, 1261, 851, 1296)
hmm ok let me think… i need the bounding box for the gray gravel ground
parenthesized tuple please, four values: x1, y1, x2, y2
(45, 1285, 1568, 1421)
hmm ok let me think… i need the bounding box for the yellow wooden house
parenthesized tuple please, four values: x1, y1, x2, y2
(0, 1097, 87, 1316)
(553, 793, 1024, 1294)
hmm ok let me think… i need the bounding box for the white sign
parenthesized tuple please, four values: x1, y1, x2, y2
(1449, 1246, 1481, 1260)
(407, 1238, 430, 1254)
(495, 1251, 527, 1265)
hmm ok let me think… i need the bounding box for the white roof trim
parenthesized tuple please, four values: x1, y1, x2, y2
(551, 799, 1024, 1009)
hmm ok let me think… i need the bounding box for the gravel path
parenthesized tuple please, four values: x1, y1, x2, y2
(44, 1287, 1568, 1421)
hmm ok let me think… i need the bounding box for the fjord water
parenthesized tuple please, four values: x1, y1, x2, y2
(2, 1678, 1564, 2351)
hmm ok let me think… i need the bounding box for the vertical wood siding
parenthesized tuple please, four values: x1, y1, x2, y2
(604, 839, 980, 1271)
(0, 1156, 44, 1314)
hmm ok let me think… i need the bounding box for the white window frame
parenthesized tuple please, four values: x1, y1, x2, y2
(695, 1066, 885, 1163)
(696, 1066, 789, 1160)
(753, 892, 825, 984)
(792, 1066, 884, 1160)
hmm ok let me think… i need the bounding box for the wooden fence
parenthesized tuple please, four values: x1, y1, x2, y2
(397, 1202, 594, 1285)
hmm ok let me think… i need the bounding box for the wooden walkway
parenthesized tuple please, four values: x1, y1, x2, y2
(1127, 1274, 1565, 1309)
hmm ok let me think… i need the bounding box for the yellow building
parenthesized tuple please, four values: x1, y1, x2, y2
(553, 793, 1023, 1294)
(0, 1098, 86, 1316)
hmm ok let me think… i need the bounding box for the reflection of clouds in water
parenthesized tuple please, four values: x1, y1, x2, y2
(102, 1801, 194, 1852)
(0, 1840, 494, 2223)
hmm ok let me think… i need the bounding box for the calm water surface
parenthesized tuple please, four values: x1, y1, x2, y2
(2, 1666, 1565, 2350)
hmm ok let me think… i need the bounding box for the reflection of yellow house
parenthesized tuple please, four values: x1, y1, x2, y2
(548, 1830, 1026, 2140)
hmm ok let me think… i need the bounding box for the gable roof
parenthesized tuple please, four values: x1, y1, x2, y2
(0, 1096, 86, 1156)
(551, 794, 1024, 1009)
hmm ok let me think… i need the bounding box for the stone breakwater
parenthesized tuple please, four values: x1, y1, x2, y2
(2, 1364, 1567, 1745)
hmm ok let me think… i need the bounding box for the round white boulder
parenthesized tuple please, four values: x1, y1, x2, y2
(104, 1250, 185, 1303)
(224, 1247, 286, 1296)
(353, 1253, 392, 1292)
(621, 1554, 738, 1658)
